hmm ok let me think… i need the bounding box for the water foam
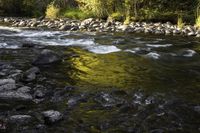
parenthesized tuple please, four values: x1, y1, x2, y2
(0, 26, 21, 32)
(145, 52, 160, 59)
(0, 43, 19, 49)
(26, 38, 120, 54)
(182, 50, 197, 57)
(146, 44, 173, 48)
(87, 45, 121, 54)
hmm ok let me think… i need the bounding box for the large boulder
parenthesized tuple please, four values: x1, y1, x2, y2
(33, 49, 61, 65)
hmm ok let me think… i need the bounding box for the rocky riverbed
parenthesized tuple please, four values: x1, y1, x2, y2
(1, 17, 200, 37)
(0, 24, 200, 132)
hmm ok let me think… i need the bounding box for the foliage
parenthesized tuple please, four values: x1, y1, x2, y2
(76, 0, 109, 18)
(0, 0, 199, 25)
(110, 12, 124, 21)
(45, 2, 60, 19)
(196, 0, 200, 27)
(177, 15, 185, 29)
(61, 8, 93, 20)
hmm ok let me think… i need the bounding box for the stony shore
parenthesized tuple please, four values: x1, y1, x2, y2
(1, 17, 200, 37)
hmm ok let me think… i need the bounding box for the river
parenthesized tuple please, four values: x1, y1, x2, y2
(0, 26, 199, 132)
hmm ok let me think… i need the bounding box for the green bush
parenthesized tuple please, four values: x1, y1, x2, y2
(45, 2, 60, 19)
(110, 12, 124, 21)
(61, 8, 93, 20)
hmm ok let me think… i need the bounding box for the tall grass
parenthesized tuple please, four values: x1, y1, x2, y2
(177, 15, 184, 29)
(196, 1, 200, 27)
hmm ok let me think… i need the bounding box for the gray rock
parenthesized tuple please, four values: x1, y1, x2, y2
(118, 25, 128, 31)
(34, 90, 45, 99)
(26, 67, 40, 74)
(59, 24, 71, 30)
(196, 34, 200, 37)
(0, 91, 33, 101)
(33, 49, 61, 65)
(187, 32, 196, 36)
(42, 110, 63, 123)
(9, 115, 32, 124)
(0, 84, 16, 92)
(0, 79, 16, 92)
(194, 106, 200, 113)
(17, 86, 31, 93)
(81, 18, 94, 26)
(0, 79, 15, 85)
(165, 29, 171, 35)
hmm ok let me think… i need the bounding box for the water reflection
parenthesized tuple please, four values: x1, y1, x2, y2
(64, 48, 155, 89)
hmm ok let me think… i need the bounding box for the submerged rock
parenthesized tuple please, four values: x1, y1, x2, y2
(33, 49, 61, 65)
(42, 110, 63, 123)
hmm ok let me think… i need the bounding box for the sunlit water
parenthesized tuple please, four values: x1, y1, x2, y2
(0, 26, 200, 132)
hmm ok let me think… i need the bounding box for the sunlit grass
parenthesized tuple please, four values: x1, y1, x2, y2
(177, 16, 184, 29)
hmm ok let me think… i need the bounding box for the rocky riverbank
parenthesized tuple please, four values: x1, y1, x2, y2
(1, 17, 200, 37)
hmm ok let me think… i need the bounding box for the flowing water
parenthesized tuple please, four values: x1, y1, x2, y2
(0, 26, 200, 132)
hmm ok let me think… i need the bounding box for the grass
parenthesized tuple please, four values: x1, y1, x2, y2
(177, 16, 185, 29)
(196, 16, 200, 27)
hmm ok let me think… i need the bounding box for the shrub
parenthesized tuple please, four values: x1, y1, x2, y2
(110, 12, 124, 21)
(62, 8, 93, 20)
(45, 2, 60, 19)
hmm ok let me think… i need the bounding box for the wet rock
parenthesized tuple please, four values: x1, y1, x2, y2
(64, 86, 77, 92)
(34, 90, 45, 99)
(67, 95, 86, 108)
(17, 86, 31, 93)
(9, 115, 32, 124)
(33, 49, 61, 65)
(22, 67, 40, 82)
(0, 79, 15, 85)
(0, 83, 16, 92)
(42, 110, 63, 123)
(95, 92, 125, 108)
(0, 79, 16, 92)
(0, 91, 33, 101)
(194, 106, 200, 113)
(150, 129, 165, 133)
(178, 49, 197, 57)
